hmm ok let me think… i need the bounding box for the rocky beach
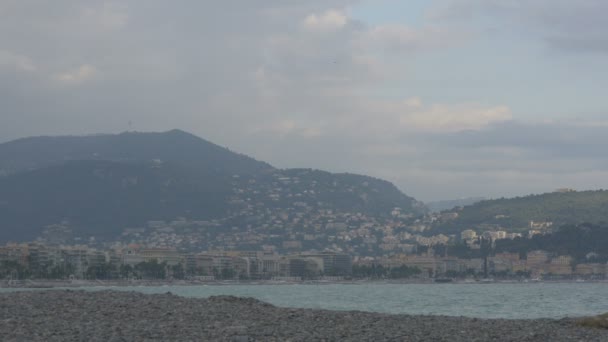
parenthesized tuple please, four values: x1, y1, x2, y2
(0, 290, 606, 341)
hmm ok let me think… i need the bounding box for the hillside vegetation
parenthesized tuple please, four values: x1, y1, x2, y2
(495, 223, 608, 263)
(247, 169, 423, 216)
(0, 131, 424, 242)
(434, 190, 608, 234)
(426, 197, 486, 212)
(0, 129, 273, 176)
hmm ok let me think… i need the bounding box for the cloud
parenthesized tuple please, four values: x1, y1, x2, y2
(428, 120, 608, 161)
(54, 64, 98, 84)
(400, 101, 512, 132)
(545, 36, 608, 54)
(361, 24, 465, 52)
(80, 3, 129, 32)
(434, 0, 608, 53)
(302, 9, 348, 32)
(0, 50, 36, 72)
(1, 0, 606, 201)
(340, 98, 512, 134)
(239, 115, 608, 201)
(355, 119, 608, 200)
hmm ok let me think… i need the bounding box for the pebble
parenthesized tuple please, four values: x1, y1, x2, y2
(0, 290, 606, 341)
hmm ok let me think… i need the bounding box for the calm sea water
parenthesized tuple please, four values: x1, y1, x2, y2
(3, 283, 607, 319)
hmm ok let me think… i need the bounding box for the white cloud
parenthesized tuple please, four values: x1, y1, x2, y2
(358, 144, 420, 158)
(348, 98, 512, 134)
(361, 24, 465, 52)
(268, 119, 297, 137)
(3, 0, 606, 200)
(404, 97, 423, 109)
(302, 9, 348, 32)
(81, 3, 128, 32)
(54, 64, 98, 84)
(400, 102, 512, 132)
(250, 118, 324, 139)
(0, 50, 36, 72)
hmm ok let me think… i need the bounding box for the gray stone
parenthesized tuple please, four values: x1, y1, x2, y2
(0, 290, 607, 341)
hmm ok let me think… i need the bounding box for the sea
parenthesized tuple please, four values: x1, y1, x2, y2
(2, 283, 607, 319)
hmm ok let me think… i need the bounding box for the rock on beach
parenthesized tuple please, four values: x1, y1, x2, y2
(0, 290, 606, 341)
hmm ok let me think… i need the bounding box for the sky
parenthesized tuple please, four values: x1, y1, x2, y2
(1, 0, 608, 202)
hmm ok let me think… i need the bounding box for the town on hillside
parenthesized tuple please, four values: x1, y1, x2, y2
(1, 216, 606, 284)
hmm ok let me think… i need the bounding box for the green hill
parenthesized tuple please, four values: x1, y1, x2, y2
(0, 160, 234, 241)
(0, 131, 425, 242)
(434, 190, 608, 234)
(0, 129, 273, 176)
(495, 223, 608, 263)
(240, 168, 425, 216)
(426, 197, 486, 212)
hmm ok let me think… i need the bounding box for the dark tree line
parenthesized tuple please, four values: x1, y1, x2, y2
(425, 223, 608, 265)
(0, 259, 189, 280)
(434, 190, 608, 233)
(352, 264, 421, 279)
(495, 223, 608, 263)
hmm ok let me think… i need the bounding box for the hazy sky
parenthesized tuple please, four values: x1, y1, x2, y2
(1, 0, 608, 201)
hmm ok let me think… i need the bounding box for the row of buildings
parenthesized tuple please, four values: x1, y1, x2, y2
(2, 241, 606, 280)
(0, 243, 352, 280)
(361, 250, 607, 278)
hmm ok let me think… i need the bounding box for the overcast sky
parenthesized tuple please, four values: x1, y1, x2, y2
(1, 0, 608, 201)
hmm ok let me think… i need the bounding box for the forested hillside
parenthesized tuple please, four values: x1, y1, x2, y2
(434, 190, 608, 234)
(495, 223, 608, 263)
(0, 131, 425, 242)
(0, 129, 273, 176)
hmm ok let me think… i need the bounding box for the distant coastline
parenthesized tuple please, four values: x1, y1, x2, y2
(2, 277, 606, 289)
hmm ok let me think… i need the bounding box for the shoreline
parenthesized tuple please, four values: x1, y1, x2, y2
(1, 290, 607, 341)
(1, 278, 606, 289)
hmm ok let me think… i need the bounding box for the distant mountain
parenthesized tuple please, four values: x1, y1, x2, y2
(0, 130, 425, 242)
(0, 129, 273, 176)
(426, 197, 486, 212)
(433, 190, 608, 234)
(242, 168, 426, 216)
(0, 160, 233, 241)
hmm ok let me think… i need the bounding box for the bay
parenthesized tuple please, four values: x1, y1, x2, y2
(3, 283, 605, 319)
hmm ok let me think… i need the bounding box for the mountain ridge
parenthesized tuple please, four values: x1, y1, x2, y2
(0, 130, 425, 242)
(0, 129, 274, 176)
(432, 190, 608, 234)
(426, 197, 487, 212)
